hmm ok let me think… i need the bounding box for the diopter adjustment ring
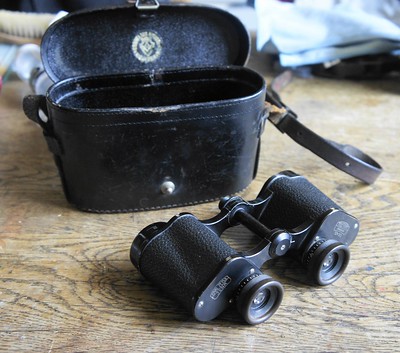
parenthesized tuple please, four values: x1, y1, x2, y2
(304, 239, 326, 266)
(235, 273, 260, 300)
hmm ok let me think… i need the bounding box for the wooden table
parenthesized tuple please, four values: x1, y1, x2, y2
(1, 52, 399, 352)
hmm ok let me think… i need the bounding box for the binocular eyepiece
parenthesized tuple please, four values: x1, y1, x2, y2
(235, 273, 283, 325)
(130, 171, 359, 325)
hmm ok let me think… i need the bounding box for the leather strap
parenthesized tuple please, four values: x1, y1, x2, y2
(265, 91, 382, 184)
(311, 54, 400, 79)
(23, 94, 63, 155)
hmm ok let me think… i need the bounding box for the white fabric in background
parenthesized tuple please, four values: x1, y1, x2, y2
(255, 0, 400, 66)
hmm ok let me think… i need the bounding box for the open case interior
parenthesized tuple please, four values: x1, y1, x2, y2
(49, 68, 264, 110)
(41, 5, 250, 82)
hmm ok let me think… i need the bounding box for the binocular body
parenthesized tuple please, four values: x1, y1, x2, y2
(130, 171, 359, 325)
(132, 214, 283, 324)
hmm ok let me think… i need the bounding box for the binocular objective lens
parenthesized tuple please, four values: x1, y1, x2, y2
(236, 274, 283, 325)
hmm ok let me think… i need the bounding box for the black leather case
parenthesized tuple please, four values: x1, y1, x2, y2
(23, 4, 267, 212)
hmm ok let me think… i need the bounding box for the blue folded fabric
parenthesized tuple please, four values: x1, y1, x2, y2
(255, 0, 400, 66)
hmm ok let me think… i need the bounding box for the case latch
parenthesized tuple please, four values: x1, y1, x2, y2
(134, 0, 160, 10)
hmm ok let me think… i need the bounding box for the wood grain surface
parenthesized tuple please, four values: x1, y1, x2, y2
(0, 50, 399, 353)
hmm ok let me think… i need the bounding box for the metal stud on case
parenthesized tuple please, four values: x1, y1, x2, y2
(160, 181, 175, 195)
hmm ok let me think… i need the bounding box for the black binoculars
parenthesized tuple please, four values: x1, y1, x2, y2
(130, 171, 359, 325)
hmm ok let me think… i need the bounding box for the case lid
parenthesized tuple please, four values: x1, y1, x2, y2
(41, 4, 250, 82)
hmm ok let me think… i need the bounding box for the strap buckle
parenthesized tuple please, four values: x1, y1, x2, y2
(135, 0, 160, 10)
(265, 90, 297, 132)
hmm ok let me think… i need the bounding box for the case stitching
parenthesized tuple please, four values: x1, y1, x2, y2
(50, 97, 262, 120)
(55, 104, 262, 127)
(78, 186, 249, 213)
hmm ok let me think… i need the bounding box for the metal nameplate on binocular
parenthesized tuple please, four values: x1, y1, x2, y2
(130, 171, 359, 325)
